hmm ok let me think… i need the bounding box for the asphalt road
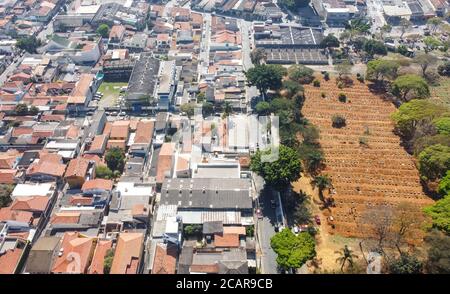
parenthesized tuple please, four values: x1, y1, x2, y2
(253, 173, 279, 274)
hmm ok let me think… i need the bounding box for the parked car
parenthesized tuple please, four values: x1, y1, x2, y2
(314, 215, 321, 225)
(256, 208, 263, 219)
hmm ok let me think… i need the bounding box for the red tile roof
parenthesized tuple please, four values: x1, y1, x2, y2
(0, 248, 23, 274)
(65, 157, 90, 179)
(69, 195, 93, 206)
(0, 169, 17, 184)
(50, 212, 81, 224)
(88, 240, 112, 274)
(156, 143, 175, 184)
(134, 121, 154, 144)
(82, 179, 113, 192)
(0, 206, 33, 223)
(51, 232, 95, 274)
(151, 243, 177, 274)
(214, 233, 240, 248)
(27, 153, 66, 178)
(190, 264, 219, 273)
(110, 233, 144, 274)
(10, 196, 50, 212)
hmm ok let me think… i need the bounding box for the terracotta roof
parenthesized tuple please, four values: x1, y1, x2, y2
(131, 204, 149, 217)
(0, 149, 20, 169)
(88, 240, 112, 274)
(214, 233, 240, 248)
(109, 25, 126, 40)
(12, 127, 33, 137)
(0, 206, 33, 223)
(89, 135, 107, 152)
(106, 139, 126, 150)
(69, 195, 93, 206)
(0, 169, 17, 184)
(190, 264, 219, 273)
(0, 248, 23, 274)
(66, 125, 79, 139)
(51, 232, 95, 274)
(65, 157, 90, 179)
(102, 122, 112, 136)
(82, 154, 103, 166)
(134, 121, 154, 144)
(110, 233, 144, 274)
(10, 196, 50, 212)
(50, 212, 81, 224)
(82, 179, 113, 192)
(223, 226, 246, 235)
(110, 120, 130, 139)
(151, 243, 177, 274)
(71, 74, 94, 98)
(27, 154, 66, 178)
(156, 143, 175, 184)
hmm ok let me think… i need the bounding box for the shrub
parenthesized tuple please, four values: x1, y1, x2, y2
(357, 74, 365, 83)
(323, 72, 330, 81)
(321, 92, 326, 98)
(359, 136, 368, 146)
(332, 115, 346, 128)
(338, 93, 347, 103)
(313, 80, 321, 87)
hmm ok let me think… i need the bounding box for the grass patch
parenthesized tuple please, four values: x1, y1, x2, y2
(431, 78, 450, 107)
(97, 82, 128, 105)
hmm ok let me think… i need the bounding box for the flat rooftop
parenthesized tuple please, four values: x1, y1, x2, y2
(126, 53, 160, 102)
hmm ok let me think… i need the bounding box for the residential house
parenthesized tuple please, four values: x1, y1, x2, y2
(110, 232, 144, 274)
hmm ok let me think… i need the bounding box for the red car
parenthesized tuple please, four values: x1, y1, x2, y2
(314, 215, 321, 225)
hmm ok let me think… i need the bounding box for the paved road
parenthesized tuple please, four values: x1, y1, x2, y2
(253, 173, 279, 274)
(238, 19, 259, 112)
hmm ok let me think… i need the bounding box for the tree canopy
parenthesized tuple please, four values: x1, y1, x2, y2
(0, 184, 14, 208)
(433, 117, 450, 135)
(270, 229, 316, 270)
(15, 103, 28, 116)
(255, 101, 271, 116)
(438, 171, 450, 197)
(414, 53, 438, 77)
(103, 249, 115, 274)
(287, 64, 314, 84)
(95, 165, 113, 179)
(363, 39, 388, 57)
(418, 144, 450, 182)
(391, 74, 430, 101)
(105, 147, 125, 172)
(250, 48, 267, 65)
(180, 103, 195, 118)
(389, 253, 423, 274)
(250, 144, 302, 188)
(320, 34, 340, 48)
(366, 59, 399, 82)
(246, 64, 286, 99)
(279, 0, 310, 10)
(16, 36, 41, 53)
(424, 195, 450, 234)
(97, 24, 110, 38)
(424, 230, 450, 273)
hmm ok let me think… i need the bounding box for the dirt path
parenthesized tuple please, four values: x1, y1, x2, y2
(293, 174, 362, 272)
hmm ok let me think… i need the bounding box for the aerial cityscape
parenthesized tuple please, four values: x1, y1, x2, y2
(0, 0, 449, 276)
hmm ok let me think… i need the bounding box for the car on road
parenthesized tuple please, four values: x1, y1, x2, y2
(256, 208, 263, 219)
(314, 215, 321, 225)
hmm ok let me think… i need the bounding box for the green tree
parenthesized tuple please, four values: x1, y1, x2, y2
(184, 224, 203, 238)
(255, 101, 271, 116)
(363, 39, 388, 58)
(250, 48, 267, 65)
(335, 245, 358, 272)
(202, 102, 214, 118)
(250, 145, 302, 189)
(246, 64, 286, 99)
(399, 19, 412, 38)
(29, 105, 39, 115)
(16, 36, 41, 53)
(0, 184, 14, 208)
(196, 92, 206, 102)
(424, 195, 450, 234)
(279, 0, 310, 10)
(223, 101, 233, 118)
(414, 53, 438, 77)
(380, 24, 392, 40)
(366, 59, 399, 82)
(311, 175, 332, 203)
(287, 64, 314, 84)
(424, 36, 443, 50)
(320, 34, 340, 48)
(95, 165, 113, 179)
(180, 103, 195, 118)
(97, 24, 110, 38)
(424, 229, 450, 273)
(282, 79, 304, 98)
(345, 18, 371, 42)
(427, 17, 443, 33)
(391, 74, 430, 101)
(103, 249, 115, 274)
(331, 114, 346, 128)
(334, 61, 352, 79)
(105, 147, 125, 172)
(437, 61, 450, 76)
(270, 229, 316, 270)
(438, 171, 450, 197)
(391, 99, 445, 139)
(15, 103, 28, 116)
(418, 144, 450, 182)
(389, 253, 423, 274)
(397, 45, 409, 56)
(433, 117, 450, 135)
